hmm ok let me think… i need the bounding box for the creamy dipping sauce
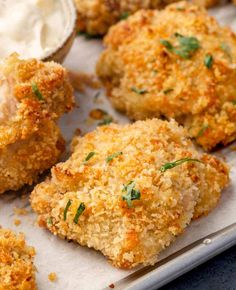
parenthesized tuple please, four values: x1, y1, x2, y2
(0, 0, 75, 60)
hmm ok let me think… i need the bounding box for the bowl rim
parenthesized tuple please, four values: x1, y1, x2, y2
(42, 0, 77, 61)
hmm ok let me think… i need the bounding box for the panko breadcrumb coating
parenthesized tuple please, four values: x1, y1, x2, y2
(0, 228, 37, 290)
(75, 0, 220, 36)
(75, 0, 181, 36)
(97, 1, 236, 151)
(30, 119, 229, 269)
(0, 54, 74, 194)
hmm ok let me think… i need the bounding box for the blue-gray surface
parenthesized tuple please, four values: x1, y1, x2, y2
(160, 246, 236, 290)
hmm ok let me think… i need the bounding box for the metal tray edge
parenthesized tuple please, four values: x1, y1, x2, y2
(105, 223, 236, 290)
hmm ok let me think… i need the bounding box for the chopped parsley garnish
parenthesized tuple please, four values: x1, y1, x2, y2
(131, 87, 148, 95)
(47, 217, 53, 225)
(32, 82, 44, 101)
(64, 199, 72, 221)
(83, 152, 96, 163)
(98, 115, 113, 126)
(220, 43, 232, 61)
(73, 203, 86, 224)
(204, 54, 213, 69)
(106, 151, 123, 163)
(160, 39, 173, 50)
(163, 88, 174, 94)
(160, 158, 202, 172)
(232, 100, 236, 105)
(160, 33, 200, 59)
(120, 12, 129, 20)
(122, 181, 141, 208)
(197, 124, 209, 138)
(176, 7, 185, 11)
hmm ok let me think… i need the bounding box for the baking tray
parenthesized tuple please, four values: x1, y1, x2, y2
(0, 3, 236, 290)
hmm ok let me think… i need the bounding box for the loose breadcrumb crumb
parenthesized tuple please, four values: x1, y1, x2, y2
(48, 272, 57, 282)
(14, 219, 21, 226)
(68, 70, 101, 92)
(14, 207, 29, 216)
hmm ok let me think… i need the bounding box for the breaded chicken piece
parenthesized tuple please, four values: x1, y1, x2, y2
(30, 119, 229, 269)
(75, 0, 181, 36)
(97, 2, 236, 151)
(0, 228, 37, 290)
(0, 54, 74, 194)
(75, 0, 220, 36)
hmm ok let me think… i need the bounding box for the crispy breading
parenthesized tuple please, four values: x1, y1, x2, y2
(75, 0, 221, 36)
(75, 0, 182, 36)
(30, 119, 229, 269)
(97, 2, 236, 151)
(0, 54, 74, 194)
(0, 228, 37, 290)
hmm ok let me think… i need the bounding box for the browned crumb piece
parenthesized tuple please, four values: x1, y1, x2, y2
(97, 1, 236, 151)
(14, 219, 21, 226)
(48, 272, 57, 282)
(68, 70, 101, 92)
(89, 108, 106, 120)
(30, 119, 229, 269)
(13, 208, 29, 216)
(0, 228, 37, 290)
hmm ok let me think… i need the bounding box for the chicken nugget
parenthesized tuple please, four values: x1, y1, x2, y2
(0, 54, 74, 194)
(30, 119, 229, 269)
(0, 228, 37, 290)
(75, 0, 182, 36)
(96, 1, 236, 151)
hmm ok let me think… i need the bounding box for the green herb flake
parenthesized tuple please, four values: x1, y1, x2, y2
(120, 11, 129, 20)
(160, 158, 202, 172)
(196, 124, 209, 138)
(176, 7, 185, 11)
(64, 199, 72, 221)
(160, 39, 173, 50)
(73, 203, 86, 224)
(204, 54, 213, 69)
(160, 34, 200, 59)
(163, 88, 174, 94)
(106, 151, 123, 163)
(47, 217, 53, 225)
(83, 152, 96, 163)
(122, 181, 141, 208)
(98, 115, 113, 126)
(220, 43, 232, 61)
(32, 82, 44, 101)
(232, 100, 236, 105)
(131, 87, 148, 95)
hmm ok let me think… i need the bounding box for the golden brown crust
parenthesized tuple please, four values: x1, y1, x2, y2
(0, 54, 74, 194)
(96, 2, 236, 151)
(0, 121, 65, 194)
(75, 0, 221, 36)
(75, 0, 182, 35)
(30, 119, 229, 269)
(0, 228, 37, 290)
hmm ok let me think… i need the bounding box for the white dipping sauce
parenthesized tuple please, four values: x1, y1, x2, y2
(0, 0, 74, 59)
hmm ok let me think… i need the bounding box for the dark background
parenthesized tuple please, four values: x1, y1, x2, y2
(160, 246, 236, 290)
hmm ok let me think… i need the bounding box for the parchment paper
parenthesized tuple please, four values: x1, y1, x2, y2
(0, 4, 236, 290)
